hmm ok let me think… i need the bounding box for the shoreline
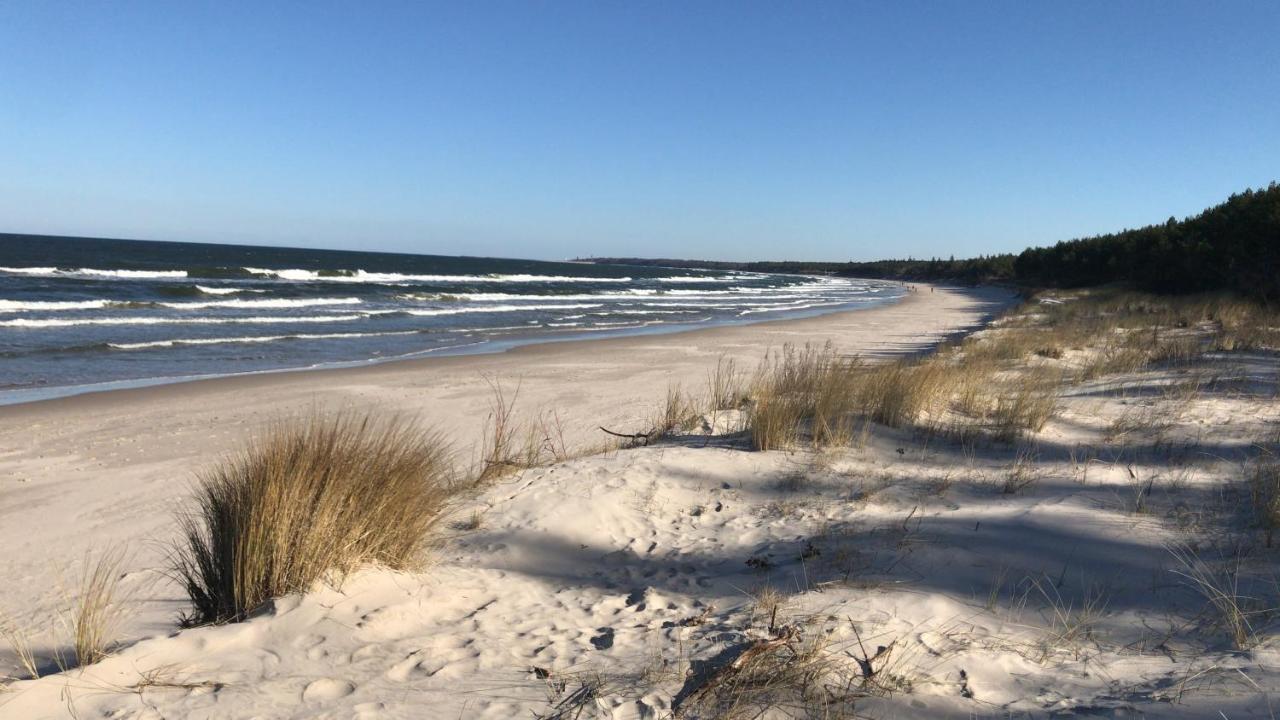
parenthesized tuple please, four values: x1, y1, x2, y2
(0, 284, 1005, 421)
(0, 288, 905, 408)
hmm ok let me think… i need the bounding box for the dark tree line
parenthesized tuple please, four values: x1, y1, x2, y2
(584, 183, 1279, 301)
(1014, 182, 1280, 301)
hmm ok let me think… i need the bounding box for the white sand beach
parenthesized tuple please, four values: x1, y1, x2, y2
(5, 284, 1280, 719)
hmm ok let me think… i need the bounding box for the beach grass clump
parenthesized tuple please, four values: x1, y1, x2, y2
(706, 356, 747, 413)
(476, 379, 523, 483)
(1167, 543, 1259, 650)
(988, 370, 1061, 442)
(67, 547, 128, 668)
(171, 412, 454, 624)
(856, 358, 950, 428)
(747, 344, 861, 451)
(654, 384, 702, 438)
(1, 548, 129, 677)
(1, 614, 41, 680)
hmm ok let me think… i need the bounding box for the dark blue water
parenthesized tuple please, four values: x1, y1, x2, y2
(0, 234, 903, 403)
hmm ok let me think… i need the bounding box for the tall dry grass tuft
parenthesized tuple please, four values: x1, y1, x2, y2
(1, 613, 40, 680)
(988, 370, 1061, 442)
(67, 547, 128, 667)
(654, 384, 701, 438)
(1167, 542, 1260, 650)
(747, 344, 861, 451)
(171, 412, 454, 624)
(476, 379, 522, 484)
(857, 359, 952, 428)
(706, 356, 746, 413)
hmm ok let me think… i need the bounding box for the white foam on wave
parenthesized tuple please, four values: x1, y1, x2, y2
(0, 266, 187, 279)
(243, 267, 634, 284)
(739, 300, 851, 315)
(107, 330, 420, 351)
(400, 290, 661, 302)
(1, 314, 368, 328)
(402, 283, 847, 303)
(655, 275, 737, 283)
(195, 285, 264, 295)
(157, 297, 362, 310)
(0, 299, 112, 312)
(591, 309, 700, 316)
(403, 303, 604, 317)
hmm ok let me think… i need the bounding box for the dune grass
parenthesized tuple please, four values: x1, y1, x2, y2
(1167, 543, 1260, 650)
(2, 547, 129, 679)
(654, 384, 701, 438)
(476, 379, 523, 484)
(171, 412, 455, 624)
(66, 547, 128, 668)
(1, 614, 40, 680)
(747, 344, 862, 451)
(706, 356, 746, 415)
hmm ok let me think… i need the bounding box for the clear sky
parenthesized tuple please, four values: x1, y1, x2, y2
(1, 1, 1277, 262)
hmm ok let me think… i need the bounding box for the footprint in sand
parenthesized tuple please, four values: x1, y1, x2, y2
(302, 678, 355, 702)
(293, 633, 325, 650)
(590, 627, 615, 650)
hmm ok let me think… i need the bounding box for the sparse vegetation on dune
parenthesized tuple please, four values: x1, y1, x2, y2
(2, 548, 129, 680)
(739, 287, 1278, 453)
(67, 547, 128, 668)
(171, 413, 455, 624)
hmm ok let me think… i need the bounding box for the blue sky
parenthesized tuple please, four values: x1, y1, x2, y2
(1, 1, 1277, 262)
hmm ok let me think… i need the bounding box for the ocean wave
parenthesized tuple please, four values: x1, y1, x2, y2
(107, 330, 421, 351)
(243, 267, 634, 284)
(0, 299, 112, 312)
(195, 285, 264, 295)
(403, 303, 604, 317)
(399, 291, 657, 302)
(0, 314, 368, 328)
(0, 266, 188, 279)
(590, 309, 700, 316)
(156, 297, 362, 310)
(738, 300, 851, 315)
(409, 287, 835, 302)
(655, 275, 737, 283)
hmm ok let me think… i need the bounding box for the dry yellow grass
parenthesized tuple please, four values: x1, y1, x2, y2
(654, 384, 701, 438)
(66, 547, 128, 667)
(1, 613, 40, 680)
(747, 344, 861, 451)
(706, 356, 746, 413)
(476, 379, 522, 483)
(171, 412, 455, 624)
(742, 289, 1277, 451)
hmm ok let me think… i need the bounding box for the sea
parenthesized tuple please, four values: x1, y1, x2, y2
(0, 234, 904, 404)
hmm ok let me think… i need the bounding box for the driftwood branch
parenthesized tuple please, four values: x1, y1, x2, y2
(671, 625, 800, 716)
(598, 426, 656, 446)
